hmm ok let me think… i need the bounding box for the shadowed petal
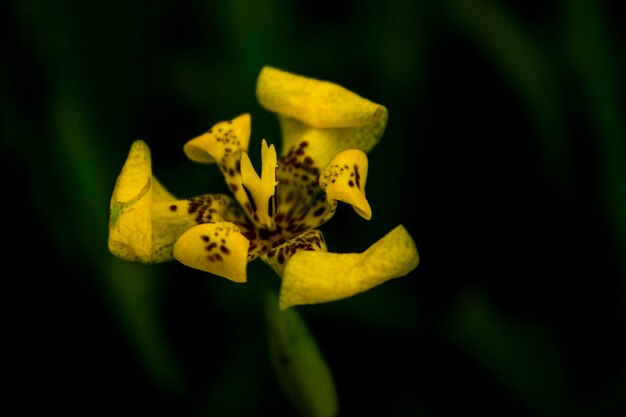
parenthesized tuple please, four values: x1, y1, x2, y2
(279, 225, 419, 310)
(173, 221, 250, 283)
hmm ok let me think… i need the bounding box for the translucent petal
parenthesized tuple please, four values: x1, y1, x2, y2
(256, 66, 388, 169)
(173, 221, 250, 283)
(279, 225, 419, 310)
(320, 149, 371, 220)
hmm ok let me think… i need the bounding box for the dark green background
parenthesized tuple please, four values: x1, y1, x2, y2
(3, 0, 625, 416)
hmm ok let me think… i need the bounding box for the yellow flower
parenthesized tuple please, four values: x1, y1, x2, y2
(108, 66, 419, 310)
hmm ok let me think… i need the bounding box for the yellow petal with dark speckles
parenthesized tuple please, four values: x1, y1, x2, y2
(320, 149, 371, 220)
(184, 113, 251, 164)
(173, 221, 250, 283)
(260, 229, 327, 277)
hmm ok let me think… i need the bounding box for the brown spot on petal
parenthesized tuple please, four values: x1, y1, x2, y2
(312, 207, 325, 217)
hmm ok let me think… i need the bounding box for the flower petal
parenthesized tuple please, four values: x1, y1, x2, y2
(260, 229, 327, 277)
(279, 225, 419, 310)
(150, 194, 247, 262)
(257, 66, 385, 130)
(108, 140, 156, 262)
(108, 140, 247, 263)
(152, 176, 177, 202)
(173, 221, 250, 283)
(272, 142, 337, 236)
(183, 113, 251, 163)
(184, 114, 271, 230)
(320, 149, 371, 220)
(256, 66, 388, 169)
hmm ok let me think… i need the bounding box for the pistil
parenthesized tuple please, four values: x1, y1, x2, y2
(241, 139, 279, 231)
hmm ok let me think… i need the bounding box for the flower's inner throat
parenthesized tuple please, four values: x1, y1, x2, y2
(240, 139, 278, 231)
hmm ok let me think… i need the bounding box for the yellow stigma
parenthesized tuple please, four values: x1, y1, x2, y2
(240, 139, 278, 230)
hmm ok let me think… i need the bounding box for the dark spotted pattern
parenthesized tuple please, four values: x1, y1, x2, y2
(185, 194, 246, 225)
(209, 121, 241, 154)
(320, 162, 363, 192)
(196, 131, 340, 263)
(200, 234, 224, 263)
(262, 229, 326, 267)
(273, 141, 337, 232)
(202, 138, 339, 261)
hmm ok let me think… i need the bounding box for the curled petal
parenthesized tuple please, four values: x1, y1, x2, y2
(260, 229, 327, 277)
(256, 66, 388, 169)
(108, 140, 153, 261)
(173, 221, 250, 283)
(320, 149, 371, 220)
(108, 140, 246, 263)
(257, 66, 384, 129)
(279, 225, 419, 310)
(183, 113, 251, 164)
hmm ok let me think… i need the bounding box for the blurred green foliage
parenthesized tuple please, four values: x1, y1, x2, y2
(3, 0, 625, 416)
